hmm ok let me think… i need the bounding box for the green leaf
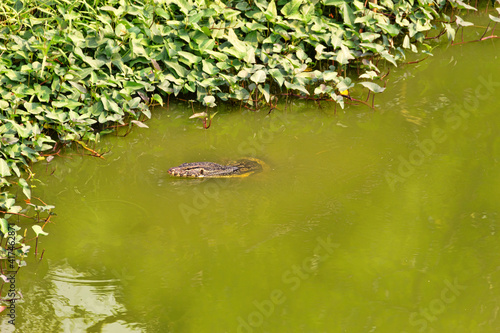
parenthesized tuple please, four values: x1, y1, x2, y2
(13, 0, 23, 12)
(323, 0, 344, 6)
(455, 16, 474, 27)
(123, 81, 145, 91)
(131, 120, 149, 128)
(281, 0, 303, 17)
(403, 35, 411, 49)
(454, 0, 477, 11)
(301, 3, 314, 22)
(341, 2, 356, 27)
(164, 61, 188, 77)
(178, 51, 202, 66)
(250, 70, 267, 84)
(128, 97, 142, 108)
(189, 10, 204, 24)
(68, 81, 88, 94)
(32, 225, 49, 236)
(445, 23, 456, 41)
(74, 47, 105, 69)
(18, 178, 31, 199)
(269, 69, 284, 86)
(115, 23, 128, 38)
(52, 100, 84, 110)
(336, 77, 354, 92)
(378, 23, 400, 37)
(226, 28, 248, 55)
(359, 81, 386, 93)
(489, 14, 500, 23)
(223, 9, 240, 20)
(0, 158, 11, 177)
(101, 96, 123, 115)
(380, 51, 397, 66)
(5, 70, 26, 82)
(209, 111, 218, 120)
(265, 0, 278, 21)
(284, 81, 309, 95)
(203, 95, 216, 107)
(152, 94, 163, 106)
(155, 8, 171, 19)
(0, 218, 8, 236)
(202, 60, 219, 75)
(189, 112, 208, 119)
(336, 45, 355, 65)
(34, 84, 52, 102)
(360, 32, 380, 42)
(24, 102, 44, 114)
(173, 0, 191, 14)
(323, 71, 339, 82)
(198, 39, 216, 52)
(258, 84, 271, 103)
(359, 71, 379, 80)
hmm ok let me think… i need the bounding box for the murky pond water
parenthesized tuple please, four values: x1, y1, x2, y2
(2, 22, 500, 333)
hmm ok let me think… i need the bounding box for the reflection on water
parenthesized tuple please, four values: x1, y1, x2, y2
(46, 261, 140, 333)
(4, 258, 144, 333)
(4, 20, 500, 333)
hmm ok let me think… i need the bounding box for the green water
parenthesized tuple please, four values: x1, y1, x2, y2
(3, 26, 500, 333)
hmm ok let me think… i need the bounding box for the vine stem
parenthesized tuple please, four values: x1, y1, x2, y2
(0, 211, 32, 219)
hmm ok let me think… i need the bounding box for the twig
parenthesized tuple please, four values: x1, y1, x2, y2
(403, 56, 429, 65)
(0, 211, 32, 219)
(452, 35, 499, 45)
(74, 140, 105, 159)
(480, 22, 491, 40)
(424, 28, 446, 40)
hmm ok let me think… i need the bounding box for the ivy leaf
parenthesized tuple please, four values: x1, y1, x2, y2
(131, 120, 149, 128)
(189, 112, 208, 119)
(0, 158, 11, 177)
(269, 69, 284, 86)
(202, 60, 219, 75)
(489, 14, 500, 23)
(0, 218, 9, 236)
(164, 61, 188, 77)
(403, 35, 411, 49)
(265, 0, 278, 21)
(341, 2, 356, 27)
(454, 0, 477, 11)
(359, 71, 379, 80)
(378, 23, 400, 37)
(209, 111, 218, 120)
(284, 81, 309, 95)
(68, 81, 87, 94)
(203, 95, 216, 107)
(250, 70, 267, 84)
(455, 16, 474, 27)
(32, 225, 49, 236)
(336, 77, 354, 92)
(152, 94, 163, 107)
(281, 0, 303, 18)
(336, 44, 355, 65)
(226, 29, 248, 56)
(18, 178, 31, 199)
(380, 51, 397, 67)
(52, 100, 84, 110)
(323, 0, 344, 6)
(359, 81, 386, 93)
(258, 84, 271, 103)
(177, 51, 202, 66)
(445, 23, 456, 41)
